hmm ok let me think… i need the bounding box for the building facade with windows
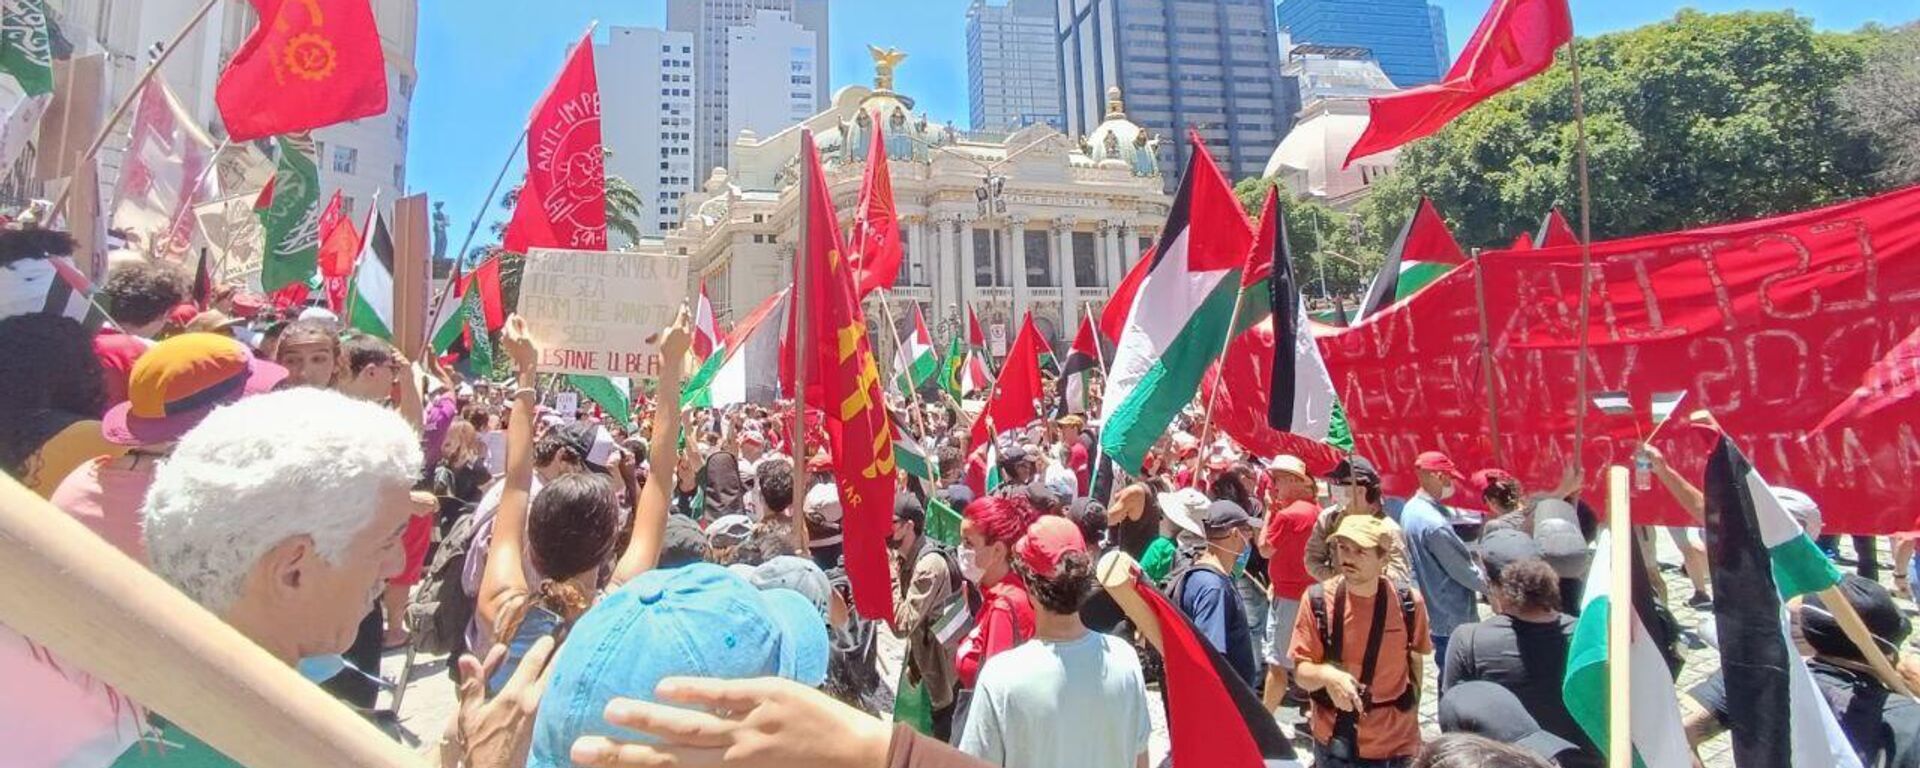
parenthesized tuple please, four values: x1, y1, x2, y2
(725, 10, 818, 145)
(965, 0, 1063, 132)
(1263, 43, 1401, 206)
(637, 55, 1168, 358)
(600, 25, 699, 239)
(1056, 0, 1292, 187)
(1275, 0, 1448, 88)
(666, 0, 829, 179)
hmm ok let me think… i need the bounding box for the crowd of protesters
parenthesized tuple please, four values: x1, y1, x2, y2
(4, 224, 1919, 768)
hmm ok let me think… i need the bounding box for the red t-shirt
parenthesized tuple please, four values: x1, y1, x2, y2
(1265, 498, 1322, 600)
(1067, 441, 1090, 495)
(954, 572, 1035, 688)
(93, 330, 148, 408)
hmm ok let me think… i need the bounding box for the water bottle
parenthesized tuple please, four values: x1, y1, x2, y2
(1634, 450, 1653, 491)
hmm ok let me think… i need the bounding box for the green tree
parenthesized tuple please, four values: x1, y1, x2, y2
(1838, 22, 1920, 186)
(1362, 10, 1889, 249)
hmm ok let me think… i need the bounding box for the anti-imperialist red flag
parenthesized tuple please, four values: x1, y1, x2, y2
(793, 130, 896, 624)
(849, 113, 902, 299)
(1098, 245, 1153, 347)
(1128, 577, 1298, 767)
(215, 0, 389, 142)
(1344, 0, 1572, 167)
(316, 193, 361, 313)
(970, 312, 1044, 450)
(503, 32, 606, 253)
(1537, 207, 1581, 247)
(467, 254, 506, 330)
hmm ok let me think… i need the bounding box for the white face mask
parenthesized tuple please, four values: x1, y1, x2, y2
(1331, 486, 1355, 509)
(958, 544, 986, 583)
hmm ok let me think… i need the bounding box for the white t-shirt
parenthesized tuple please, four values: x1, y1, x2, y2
(959, 630, 1152, 768)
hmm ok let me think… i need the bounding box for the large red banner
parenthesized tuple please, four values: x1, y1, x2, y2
(1320, 185, 1920, 533)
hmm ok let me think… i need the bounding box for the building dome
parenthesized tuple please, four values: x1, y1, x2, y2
(1262, 99, 1398, 203)
(1082, 87, 1159, 177)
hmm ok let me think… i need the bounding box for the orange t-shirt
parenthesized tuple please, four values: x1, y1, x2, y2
(1288, 577, 1433, 761)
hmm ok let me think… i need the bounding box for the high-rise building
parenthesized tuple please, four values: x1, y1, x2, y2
(1057, 0, 1292, 185)
(965, 0, 1062, 132)
(666, 0, 829, 177)
(599, 26, 699, 239)
(1275, 0, 1447, 88)
(1427, 3, 1451, 75)
(725, 10, 818, 142)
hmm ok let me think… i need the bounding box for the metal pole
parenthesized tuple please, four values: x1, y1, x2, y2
(423, 127, 529, 343)
(1568, 38, 1598, 481)
(1471, 248, 1505, 466)
(51, 0, 223, 220)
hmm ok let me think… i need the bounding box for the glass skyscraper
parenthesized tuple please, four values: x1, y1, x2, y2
(1275, 0, 1450, 88)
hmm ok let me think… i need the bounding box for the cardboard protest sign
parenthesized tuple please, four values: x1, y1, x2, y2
(518, 248, 688, 378)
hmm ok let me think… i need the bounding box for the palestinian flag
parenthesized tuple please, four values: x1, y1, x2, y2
(1356, 196, 1464, 321)
(1701, 425, 1860, 768)
(1127, 573, 1299, 766)
(428, 265, 467, 354)
(925, 496, 962, 547)
(1054, 312, 1100, 417)
(568, 375, 634, 429)
(892, 303, 937, 396)
(345, 210, 394, 339)
(965, 303, 994, 374)
(1098, 245, 1152, 348)
(892, 417, 932, 482)
(983, 438, 1004, 493)
(1537, 207, 1580, 248)
(1563, 529, 1693, 768)
(0, 253, 107, 328)
(682, 288, 789, 409)
(1099, 135, 1253, 472)
(1258, 188, 1335, 440)
(693, 280, 718, 360)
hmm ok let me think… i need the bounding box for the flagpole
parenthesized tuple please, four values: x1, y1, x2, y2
(1470, 248, 1505, 466)
(341, 189, 381, 328)
(1083, 302, 1118, 503)
(1568, 35, 1598, 481)
(1605, 465, 1632, 768)
(422, 127, 529, 345)
(874, 290, 944, 493)
(49, 0, 222, 221)
(788, 129, 814, 556)
(1194, 287, 1247, 458)
(161, 137, 232, 265)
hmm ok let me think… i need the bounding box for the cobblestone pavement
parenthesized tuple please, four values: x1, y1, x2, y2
(382, 534, 1915, 766)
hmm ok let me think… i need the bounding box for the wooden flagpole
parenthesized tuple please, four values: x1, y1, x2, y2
(1082, 301, 1120, 503)
(1193, 287, 1246, 455)
(50, 0, 222, 221)
(874, 289, 943, 492)
(788, 129, 813, 555)
(1470, 248, 1506, 466)
(1568, 35, 1598, 480)
(1605, 465, 1632, 768)
(161, 137, 231, 265)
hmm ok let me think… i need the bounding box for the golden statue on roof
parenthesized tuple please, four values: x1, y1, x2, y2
(869, 45, 907, 92)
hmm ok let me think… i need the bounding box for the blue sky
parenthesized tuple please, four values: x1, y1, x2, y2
(408, 0, 1910, 256)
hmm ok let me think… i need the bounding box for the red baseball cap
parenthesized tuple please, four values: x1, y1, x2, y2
(1016, 515, 1087, 578)
(1414, 450, 1462, 476)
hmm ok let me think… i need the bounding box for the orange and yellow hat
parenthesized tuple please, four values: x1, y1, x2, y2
(101, 333, 289, 446)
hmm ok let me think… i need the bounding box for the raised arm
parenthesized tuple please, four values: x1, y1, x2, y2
(1645, 444, 1705, 524)
(610, 307, 694, 587)
(477, 315, 540, 633)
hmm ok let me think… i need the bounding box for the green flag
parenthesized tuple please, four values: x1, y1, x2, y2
(259, 135, 321, 292)
(939, 335, 966, 401)
(925, 497, 962, 547)
(568, 375, 635, 429)
(461, 288, 493, 374)
(0, 0, 54, 97)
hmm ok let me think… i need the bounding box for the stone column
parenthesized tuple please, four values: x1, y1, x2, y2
(1055, 220, 1078, 327)
(1008, 214, 1030, 325)
(1099, 219, 1120, 289)
(905, 217, 924, 289)
(958, 217, 977, 312)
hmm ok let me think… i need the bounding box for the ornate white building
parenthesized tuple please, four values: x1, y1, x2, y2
(640, 53, 1171, 357)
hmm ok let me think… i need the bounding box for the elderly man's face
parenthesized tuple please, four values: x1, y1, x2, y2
(289, 483, 416, 655)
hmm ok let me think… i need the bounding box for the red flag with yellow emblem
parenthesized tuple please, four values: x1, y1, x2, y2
(790, 130, 896, 624)
(215, 0, 390, 142)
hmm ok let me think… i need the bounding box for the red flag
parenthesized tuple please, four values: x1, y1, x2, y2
(692, 280, 718, 359)
(1537, 207, 1581, 248)
(1098, 245, 1153, 347)
(467, 255, 506, 331)
(215, 0, 389, 142)
(1344, 0, 1572, 167)
(503, 33, 606, 253)
(1407, 197, 1467, 264)
(1128, 577, 1298, 767)
(848, 113, 902, 299)
(1812, 325, 1920, 434)
(1509, 231, 1537, 250)
(967, 304, 986, 348)
(792, 130, 896, 624)
(969, 312, 1045, 450)
(317, 192, 359, 278)
(270, 279, 311, 310)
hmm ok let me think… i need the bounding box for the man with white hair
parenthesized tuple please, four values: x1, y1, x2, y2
(127, 387, 548, 766)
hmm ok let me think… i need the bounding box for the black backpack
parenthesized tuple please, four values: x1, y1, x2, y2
(406, 509, 486, 657)
(1303, 578, 1421, 713)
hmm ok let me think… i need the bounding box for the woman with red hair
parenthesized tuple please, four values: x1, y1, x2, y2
(955, 495, 1038, 691)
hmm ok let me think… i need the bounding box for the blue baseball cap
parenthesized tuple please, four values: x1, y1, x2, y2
(529, 562, 829, 766)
